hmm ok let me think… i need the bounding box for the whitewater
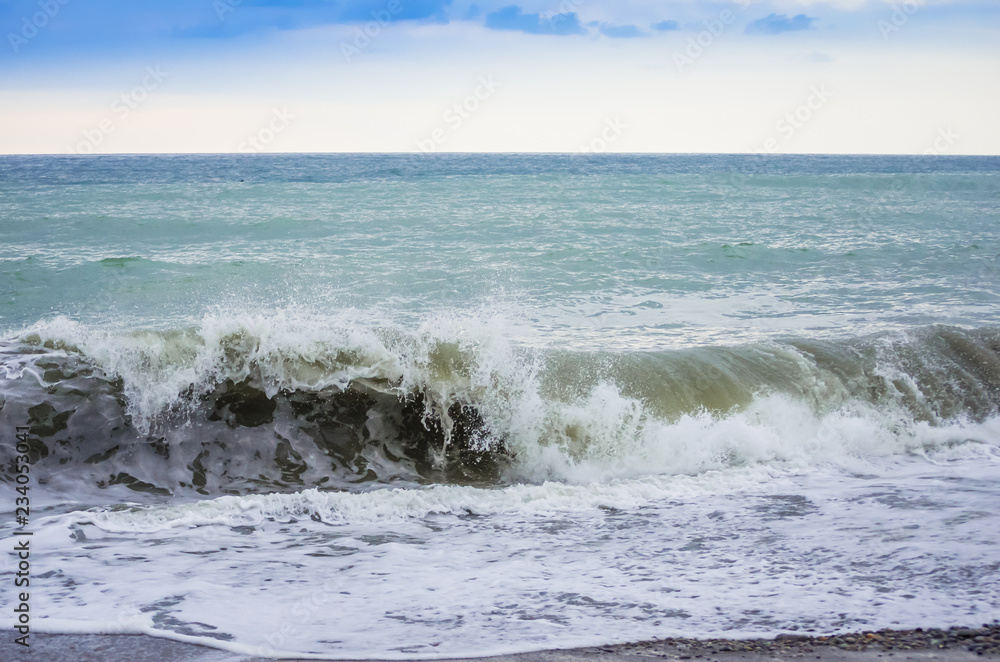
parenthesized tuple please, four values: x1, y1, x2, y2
(1, 154, 999, 658)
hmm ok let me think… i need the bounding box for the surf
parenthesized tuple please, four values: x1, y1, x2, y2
(3, 312, 998, 498)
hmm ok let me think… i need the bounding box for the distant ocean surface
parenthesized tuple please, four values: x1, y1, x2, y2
(2, 154, 999, 659)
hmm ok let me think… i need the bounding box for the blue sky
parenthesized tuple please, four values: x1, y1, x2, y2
(1, 0, 998, 153)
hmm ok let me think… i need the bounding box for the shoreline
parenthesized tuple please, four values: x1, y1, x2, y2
(3, 625, 998, 661)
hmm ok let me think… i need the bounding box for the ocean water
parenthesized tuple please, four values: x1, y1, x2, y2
(1, 154, 999, 659)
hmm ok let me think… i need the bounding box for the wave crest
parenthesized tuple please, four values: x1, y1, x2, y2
(2, 313, 999, 496)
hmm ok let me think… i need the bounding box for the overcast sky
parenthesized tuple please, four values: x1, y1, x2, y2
(1, 0, 998, 154)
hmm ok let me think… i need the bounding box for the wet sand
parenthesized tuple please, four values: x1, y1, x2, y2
(3, 625, 998, 662)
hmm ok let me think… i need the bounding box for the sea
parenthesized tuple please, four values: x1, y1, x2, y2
(1, 153, 999, 659)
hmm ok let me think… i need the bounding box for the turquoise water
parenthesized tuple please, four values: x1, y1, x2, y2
(3, 155, 999, 345)
(1, 154, 999, 657)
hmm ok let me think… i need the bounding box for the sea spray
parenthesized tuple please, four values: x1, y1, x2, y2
(3, 314, 998, 495)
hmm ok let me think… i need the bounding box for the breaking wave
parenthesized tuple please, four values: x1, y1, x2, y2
(2, 312, 999, 496)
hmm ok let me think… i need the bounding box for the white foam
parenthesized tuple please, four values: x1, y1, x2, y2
(53, 404, 999, 536)
(15, 312, 1000, 486)
(9, 314, 1000, 660)
(16, 451, 1000, 659)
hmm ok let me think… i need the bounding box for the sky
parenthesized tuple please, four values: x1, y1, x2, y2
(0, 0, 998, 154)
